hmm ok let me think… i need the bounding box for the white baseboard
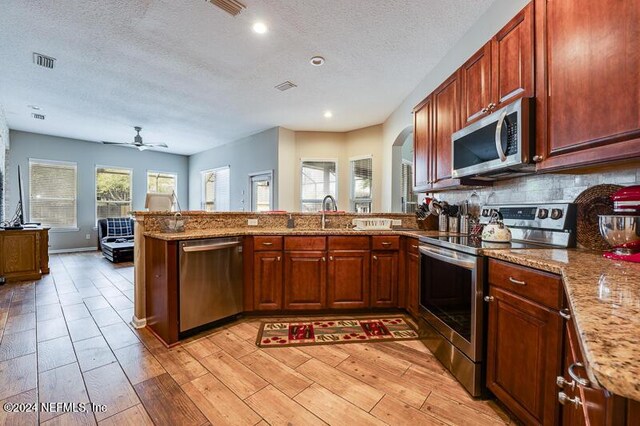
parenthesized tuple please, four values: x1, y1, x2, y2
(49, 246, 99, 254)
(131, 316, 147, 329)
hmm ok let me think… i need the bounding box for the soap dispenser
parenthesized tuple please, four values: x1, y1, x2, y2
(287, 214, 295, 229)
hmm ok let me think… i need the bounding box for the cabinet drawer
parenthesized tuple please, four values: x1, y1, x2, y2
(488, 259, 562, 309)
(372, 236, 400, 251)
(328, 236, 370, 250)
(405, 238, 420, 255)
(253, 236, 283, 251)
(284, 236, 326, 251)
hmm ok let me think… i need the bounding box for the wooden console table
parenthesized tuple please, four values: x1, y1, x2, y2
(0, 228, 50, 283)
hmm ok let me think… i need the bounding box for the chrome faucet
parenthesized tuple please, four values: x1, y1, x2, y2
(321, 195, 337, 230)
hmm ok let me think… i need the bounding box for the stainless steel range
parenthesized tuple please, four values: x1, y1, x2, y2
(417, 202, 576, 397)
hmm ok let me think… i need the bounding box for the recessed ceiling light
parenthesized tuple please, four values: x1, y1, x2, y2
(324, 111, 333, 118)
(310, 56, 325, 66)
(252, 22, 268, 34)
(28, 105, 41, 110)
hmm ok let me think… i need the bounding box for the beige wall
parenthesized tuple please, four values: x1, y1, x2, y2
(278, 125, 383, 212)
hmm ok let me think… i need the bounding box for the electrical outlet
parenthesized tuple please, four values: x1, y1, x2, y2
(392, 219, 402, 226)
(247, 219, 258, 226)
(85, 233, 91, 240)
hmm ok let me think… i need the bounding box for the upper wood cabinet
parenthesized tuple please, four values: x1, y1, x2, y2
(461, 3, 534, 126)
(535, 0, 640, 170)
(413, 95, 433, 192)
(432, 72, 462, 186)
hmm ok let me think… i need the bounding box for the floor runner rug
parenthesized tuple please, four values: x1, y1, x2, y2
(256, 317, 419, 348)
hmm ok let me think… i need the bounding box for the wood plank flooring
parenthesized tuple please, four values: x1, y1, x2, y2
(0, 251, 514, 425)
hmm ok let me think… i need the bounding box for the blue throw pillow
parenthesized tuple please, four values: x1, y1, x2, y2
(106, 218, 132, 237)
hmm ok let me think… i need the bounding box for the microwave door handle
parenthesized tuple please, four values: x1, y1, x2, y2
(495, 109, 508, 162)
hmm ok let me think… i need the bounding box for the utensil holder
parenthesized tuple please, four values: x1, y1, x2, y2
(438, 214, 448, 232)
(448, 216, 460, 233)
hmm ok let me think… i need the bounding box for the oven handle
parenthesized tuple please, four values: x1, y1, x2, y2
(419, 245, 478, 270)
(495, 109, 508, 162)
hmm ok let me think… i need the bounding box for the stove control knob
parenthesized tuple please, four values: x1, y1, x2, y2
(481, 209, 490, 217)
(538, 208, 549, 219)
(551, 208, 563, 220)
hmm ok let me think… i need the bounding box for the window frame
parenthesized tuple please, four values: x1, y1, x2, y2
(401, 159, 418, 213)
(146, 169, 178, 198)
(349, 155, 373, 213)
(201, 166, 231, 212)
(248, 170, 274, 212)
(95, 165, 133, 224)
(28, 158, 79, 231)
(300, 158, 339, 212)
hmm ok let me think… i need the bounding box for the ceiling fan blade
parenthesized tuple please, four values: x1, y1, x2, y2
(145, 143, 168, 148)
(137, 145, 149, 151)
(101, 141, 132, 145)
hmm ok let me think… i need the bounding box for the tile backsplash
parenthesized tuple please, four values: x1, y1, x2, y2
(433, 164, 640, 207)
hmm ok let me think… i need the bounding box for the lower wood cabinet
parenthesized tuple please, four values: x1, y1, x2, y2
(253, 251, 283, 310)
(486, 259, 563, 425)
(0, 228, 49, 282)
(327, 250, 370, 309)
(371, 251, 398, 308)
(405, 239, 420, 317)
(283, 251, 326, 310)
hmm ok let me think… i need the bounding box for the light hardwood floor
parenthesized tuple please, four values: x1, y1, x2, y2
(0, 251, 514, 425)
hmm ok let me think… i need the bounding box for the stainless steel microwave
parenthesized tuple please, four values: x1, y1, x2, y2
(451, 98, 534, 179)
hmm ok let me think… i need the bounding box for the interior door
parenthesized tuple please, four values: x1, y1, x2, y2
(250, 172, 272, 212)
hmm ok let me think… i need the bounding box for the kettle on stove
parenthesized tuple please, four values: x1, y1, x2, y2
(482, 211, 512, 243)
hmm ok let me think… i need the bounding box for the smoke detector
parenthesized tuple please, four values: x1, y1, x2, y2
(275, 81, 297, 91)
(33, 53, 56, 69)
(208, 0, 246, 16)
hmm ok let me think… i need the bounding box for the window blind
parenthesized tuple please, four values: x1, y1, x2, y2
(301, 161, 336, 211)
(401, 161, 418, 213)
(29, 159, 77, 228)
(350, 157, 372, 213)
(96, 167, 132, 221)
(147, 171, 177, 195)
(202, 167, 230, 211)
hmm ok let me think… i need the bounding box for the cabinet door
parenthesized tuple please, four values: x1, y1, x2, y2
(406, 251, 420, 317)
(327, 250, 370, 309)
(536, 0, 640, 170)
(492, 2, 534, 109)
(0, 232, 41, 281)
(486, 286, 562, 425)
(460, 42, 493, 125)
(432, 72, 461, 184)
(371, 251, 398, 308)
(413, 96, 433, 191)
(284, 251, 326, 310)
(253, 251, 283, 311)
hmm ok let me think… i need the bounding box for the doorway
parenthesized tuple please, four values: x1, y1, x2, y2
(249, 171, 273, 212)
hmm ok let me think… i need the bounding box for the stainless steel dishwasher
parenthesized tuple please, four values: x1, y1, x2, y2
(179, 237, 243, 332)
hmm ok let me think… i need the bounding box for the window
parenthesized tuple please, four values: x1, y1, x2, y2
(201, 167, 230, 211)
(147, 171, 177, 195)
(350, 157, 372, 213)
(401, 160, 418, 213)
(250, 172, 273, 212)
(96, 167, 132, 221)
(301, 160, 337, 212)
(29, 159, 77, 228)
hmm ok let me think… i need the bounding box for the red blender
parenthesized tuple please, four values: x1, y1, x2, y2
(598, 185, 640, 262)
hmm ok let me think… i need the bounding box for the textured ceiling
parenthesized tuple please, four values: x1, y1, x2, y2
(0, 0, 495, 155)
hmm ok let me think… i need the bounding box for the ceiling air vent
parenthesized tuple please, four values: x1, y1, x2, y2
(31, 113, 45, 120)
(208, 0, 246, 16)
(275, 81, 297, 91)
(33, 52, 56, 69)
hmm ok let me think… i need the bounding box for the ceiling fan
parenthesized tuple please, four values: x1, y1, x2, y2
(101, 126, 168, 151)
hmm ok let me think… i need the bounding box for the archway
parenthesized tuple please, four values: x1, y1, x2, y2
(390, 125, 414, 212)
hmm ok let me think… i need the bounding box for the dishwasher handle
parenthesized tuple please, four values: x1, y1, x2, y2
(182, 241, 242, 252)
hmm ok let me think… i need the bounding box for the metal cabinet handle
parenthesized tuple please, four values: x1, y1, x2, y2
(508, 277, 526, 286)
(322, 257, 326, 262)
(533, 155, 544, 162)
(488, 102, 496, 110)
(329, 256, 333, 261)
(484, 296, 494, 302)
(277, 256, 281, 261)
(373, 255, 378, 260)
(412, 245, 419, 249)
(559, 308, 571, 320)
(481, 107, 489, 113)
(381, 242, 391, 246)
(568, 363, 590, 387)
(262, 242, 273, 246)
(558, 392, 582, 408)
(556, 376, 575, 390)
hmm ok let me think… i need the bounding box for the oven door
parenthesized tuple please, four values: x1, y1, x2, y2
(419, 244, 485, 362)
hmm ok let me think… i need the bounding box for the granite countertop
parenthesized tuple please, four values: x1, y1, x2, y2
(483, 248, 640, 401)
(144, 228, 443, 241)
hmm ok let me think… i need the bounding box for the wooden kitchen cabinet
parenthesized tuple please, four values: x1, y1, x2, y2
(371, 251, 398, 308)
(460, 3, 533, 126)
(413, 95, 433, 192)
(327, 250, 370, 309)
(534, 0, 640, 171)
(0, 228, 49, 282)
(486, 259, 563, 425)
(432, 71, 462, 186)
(253, 251, 283, 311)
(283, 251, 326, 310)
